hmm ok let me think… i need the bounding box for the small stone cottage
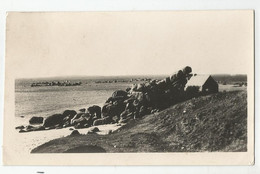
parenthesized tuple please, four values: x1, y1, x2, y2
(185, 75, 219, 93)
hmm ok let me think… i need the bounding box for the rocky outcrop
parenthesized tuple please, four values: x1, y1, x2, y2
(100, 66, 193, 125)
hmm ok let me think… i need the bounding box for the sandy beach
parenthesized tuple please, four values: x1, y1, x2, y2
(14, 124, 123, 154)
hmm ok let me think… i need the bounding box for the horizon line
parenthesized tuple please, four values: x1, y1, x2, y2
(16, 73, 247, 80)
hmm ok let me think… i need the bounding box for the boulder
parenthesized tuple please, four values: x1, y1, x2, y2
(169, 70, 185, 83)
(89, 127, 100, 133)
(93, 116, 113, 126)
(156, 80, 167, 90)
(144, 82, 151, 90)
(70, 113, 87, 124)
(139, 106, 147, 117)
(105, 97, 114, 104)
(126, 87, 131, 92)
(136, 83, 145, 92)
(15, 125, 25, 130)
(79, 108, 86, 113)
(70, 130, 80, 136)
(21, 126, 35, 132)
(43, 114, 65, 128)
(164, 77, 171, 85)
(62, 110, 77, 119)
(124, 96, 135, 104)
(119, 110, 134, 122)
(105, 116, 115, 124)
(71, 113, 94, 127)
(101, 102, 126, 118)
(176, 70, 184, 79)
(182, 66, 192, 75)
(29, 116, 44, 124)
(71, 116, 87, 125)
(93, 118, 103, 126)
(25, 125, 34, 130)
(32, 126, 45, 131)
(170, 73, 178, 83)
(150, 80, 157, 85)
(112, 90, 128, 99)
(73, 112, 86, 120)
(130, 92, 145, 104)
(130, 84, 137, 92)
(112, 95, 125, 101)
(63, 121, 71, 128)
(87, 105, 101, 118)
(19, 129, 26, 133)
(74, 123, 89, 129)
(108, 130, 113, 134)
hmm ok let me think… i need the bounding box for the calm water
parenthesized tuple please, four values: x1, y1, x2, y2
(15, 77, 132, 119)
(15, 75, 165, 125)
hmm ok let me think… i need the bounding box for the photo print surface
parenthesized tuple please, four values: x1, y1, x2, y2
(3, 11, 254, 165)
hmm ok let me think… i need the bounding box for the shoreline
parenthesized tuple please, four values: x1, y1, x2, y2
(15, 103, 105, 126)
(15, 123, 123, 154)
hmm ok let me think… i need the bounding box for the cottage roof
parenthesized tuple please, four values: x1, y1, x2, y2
(185, 75, 212, 89)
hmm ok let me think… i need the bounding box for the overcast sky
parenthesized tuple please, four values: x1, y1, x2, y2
(6, 11, 253, 78)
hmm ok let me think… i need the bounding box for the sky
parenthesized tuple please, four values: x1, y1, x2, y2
(6, 11, 254, 78)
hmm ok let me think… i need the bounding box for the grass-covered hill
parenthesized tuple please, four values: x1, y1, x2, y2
(31, 90, 247, 153)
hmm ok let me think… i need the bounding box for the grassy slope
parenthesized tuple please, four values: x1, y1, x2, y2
(32, 91, 247, 153)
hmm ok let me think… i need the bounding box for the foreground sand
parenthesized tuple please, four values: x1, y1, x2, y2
(15, 124, 123, 154)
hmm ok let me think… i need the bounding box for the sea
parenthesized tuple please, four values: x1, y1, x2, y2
(15, 75, 164, 126)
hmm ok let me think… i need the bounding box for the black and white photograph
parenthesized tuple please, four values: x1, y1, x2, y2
(3, 10, 254, 165)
